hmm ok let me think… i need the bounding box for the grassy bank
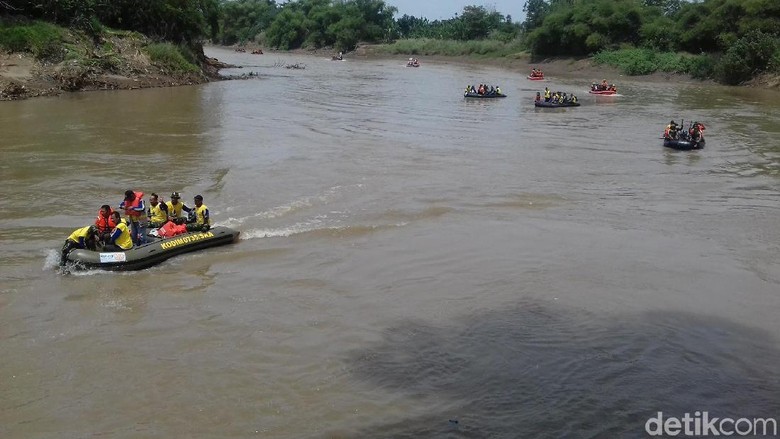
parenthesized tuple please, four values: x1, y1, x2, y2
(594, 39, 780, 86)
(0, 19, 201, 74)
(375, 38, 527, 60)
(0, 18, 217, 100)
(593, 48, 714, 79)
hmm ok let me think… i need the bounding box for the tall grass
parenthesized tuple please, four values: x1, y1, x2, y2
(145, 43, 200, 73)
(593, 48, 713, 78)
(0, 20, 65, 60)
(378, 38, 527, 59)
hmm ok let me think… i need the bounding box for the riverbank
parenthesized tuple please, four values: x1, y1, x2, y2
(0, 27, 232, 101)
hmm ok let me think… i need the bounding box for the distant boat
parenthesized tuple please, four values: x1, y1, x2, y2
(534, 101, 580, 108)
(464, 92, 507, 98)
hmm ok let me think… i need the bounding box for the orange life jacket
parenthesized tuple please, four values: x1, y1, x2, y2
(95, 208, 117, 234)
(123, 191, 144, 219)
(157, 220, 188, 238)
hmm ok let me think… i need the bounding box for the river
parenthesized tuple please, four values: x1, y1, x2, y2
(1, 47, 779, 438)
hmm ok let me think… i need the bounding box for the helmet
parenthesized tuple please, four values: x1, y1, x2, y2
(88, 225, 98, 235)
(171, 192, 181, 199)
(670, 120, 675, 125)
(194, 194, 203, 201)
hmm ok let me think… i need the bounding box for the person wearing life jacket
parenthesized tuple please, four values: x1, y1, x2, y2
(601, 79, 608, 90)
(690, 121, 706, 139)
(665, 120, 678, 139)
(186, 194, 211, 232)
(119, 189, 146, 245)
(60, 225, 98, 266)
(104, 212, 134, 251)
(496, 86, 501, 95)
(544, 87, 551, 102)
(147, 193, 169, 228)
(94, 204, 117, 240)
(166, 192, 192, 224)
(571, 94, 578, 103)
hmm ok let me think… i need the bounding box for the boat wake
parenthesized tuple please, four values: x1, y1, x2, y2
(218, 185, 362, 229)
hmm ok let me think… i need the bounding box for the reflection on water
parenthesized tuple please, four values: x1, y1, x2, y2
(348, 302, 780, 438)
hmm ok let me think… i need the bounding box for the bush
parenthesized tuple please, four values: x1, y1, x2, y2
(378, 38, 525, 58)
(715, 31, 779, 85)
(0, 20, 65, 60)
(145, 43, 200, 73)
(594, 48, 714, 77)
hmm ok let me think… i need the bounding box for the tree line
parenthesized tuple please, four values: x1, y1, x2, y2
(523, 0, 780, 84)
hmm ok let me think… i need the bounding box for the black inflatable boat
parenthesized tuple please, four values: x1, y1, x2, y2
(663, 138, 705, 150)
(64, 226, 240, 271)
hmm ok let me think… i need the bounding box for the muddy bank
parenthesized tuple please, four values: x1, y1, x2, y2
(0, 31, 236, 101)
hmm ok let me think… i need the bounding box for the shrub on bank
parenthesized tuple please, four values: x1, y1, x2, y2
(0, 20, 65, 60)
(593, 48, 712, 77)
(715, 31, 780, 85)
(145, 43, 200, 73)
(378, 38, 526, 58)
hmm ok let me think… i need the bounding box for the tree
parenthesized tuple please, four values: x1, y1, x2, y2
(523, 0, 550, 32)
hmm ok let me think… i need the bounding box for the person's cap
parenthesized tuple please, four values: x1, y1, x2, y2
(171, 192, 181, 199)
(194, 194, 203, 201)
(124, 190, 134, 199)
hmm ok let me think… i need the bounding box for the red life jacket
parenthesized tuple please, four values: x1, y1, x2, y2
(123, 191, 144, 219)
(157, 220, 188, 238)
(95, 208, 117, 233)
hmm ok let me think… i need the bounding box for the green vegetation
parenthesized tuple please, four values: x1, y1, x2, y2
(524, 0, 780, 84)
(0, 0, 220, 43)
(593, 48, 704, 76)
(378, 38, 526, 58)
(2, 0, 778, 85)
(145, 43, 201, 74)
(0, 20, 65, 59)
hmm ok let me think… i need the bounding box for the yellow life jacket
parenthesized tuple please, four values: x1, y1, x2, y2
(194, 204, 209, 225)
(148, 202, 167, 224)
(166, 200, 187, 219)
(113, 220, 134, 250)
(68, 226, 92, 243)
(544, 89, 551, 98)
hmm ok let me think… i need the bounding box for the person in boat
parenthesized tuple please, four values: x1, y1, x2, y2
(60, 225, 99, 266)
(496, 86, 501, 95)
(664, 120, 678, 139)
(95, 204, 116, 241)
(600, 79, 609, 91)
(147, 193, 169, 229)
(690, 123, 703, 143)
(119, 189, 146, 245)
(185, 195, 210, 232)
(544, 87, 551, 102)
(166, 192, 192, 225)
(571, 94, 578, 103)
(104, 211, 134, 251)
(690, 121, 706, 138)
(535, 92, 541, 102)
